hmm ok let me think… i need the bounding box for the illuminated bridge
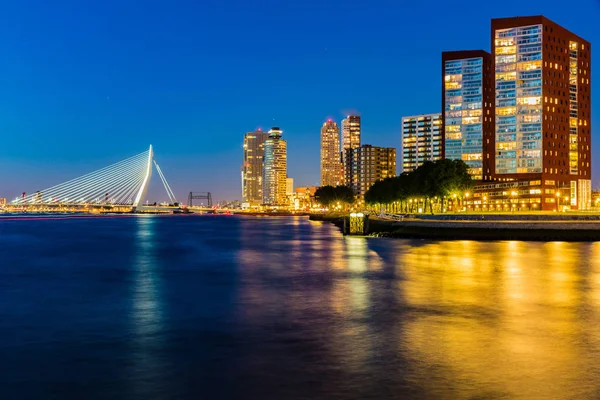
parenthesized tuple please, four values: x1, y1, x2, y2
(9, 145, 178, 213)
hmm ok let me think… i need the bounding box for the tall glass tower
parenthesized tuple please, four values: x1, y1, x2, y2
(442, 50, 493, 180)
(320, 119, 341, 187)
(341, 115, 361, 187)
(242, 129, 268, 205)
(263, 127, 287, 206)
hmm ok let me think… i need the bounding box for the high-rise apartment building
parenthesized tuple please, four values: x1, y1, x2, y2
(263, 127, 288, 206)
(492, 16, 591, 209)
(341, 115, 361, 186)
(320, 119, 341, 186)
(242, 129, 268, 205)
(342, 115, 361, 151)
(349, 145, 396, 198)
(401, 113, 442, 173)
(442, 50, 494, 180)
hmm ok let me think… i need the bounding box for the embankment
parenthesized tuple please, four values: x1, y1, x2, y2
(309, 214, 600, 241)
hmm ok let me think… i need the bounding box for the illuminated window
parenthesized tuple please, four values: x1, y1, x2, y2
(517, 97, 542, 105)
(496, 46, 516, 55)
(518, 61, 542, 71)
(497, 107, 516, 116)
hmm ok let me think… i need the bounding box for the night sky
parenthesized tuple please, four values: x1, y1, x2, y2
(1, 0, 598, 202)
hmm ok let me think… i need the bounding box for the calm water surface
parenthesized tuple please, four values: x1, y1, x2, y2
(1, 215, 600, 399)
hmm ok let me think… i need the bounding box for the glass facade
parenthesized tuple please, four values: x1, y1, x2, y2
(402, 114, 442, 173)
(569, 41, 578, 176)
(263, 128, 288, 206)
(242, 129, 268, 205)
(494, 24, 543, 174)
(320, 120, 341, 187)
(341, 116, 361, 186)
(444, 57, 484, 179)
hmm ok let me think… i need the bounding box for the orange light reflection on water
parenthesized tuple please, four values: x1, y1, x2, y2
(398, 240, 600, 399)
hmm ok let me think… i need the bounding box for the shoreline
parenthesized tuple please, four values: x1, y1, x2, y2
(309, 213, 600, 242)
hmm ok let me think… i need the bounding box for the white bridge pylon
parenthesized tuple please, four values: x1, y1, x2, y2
(12, 145, 176, 211)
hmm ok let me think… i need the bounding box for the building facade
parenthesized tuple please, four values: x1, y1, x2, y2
(347, 145, 396, 198)
(401, 113, 442, 173)
(263, 127, 288, 206)
(442, 50, 494, 180)
(242, 129, 268, 205)
(341, 115, 361, 185)
(492, 16, 591, 210)
(320, 119, 341, 186)
(289, 186, 318, 211)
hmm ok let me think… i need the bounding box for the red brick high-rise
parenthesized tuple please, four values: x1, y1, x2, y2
(486, 16, 591, 210)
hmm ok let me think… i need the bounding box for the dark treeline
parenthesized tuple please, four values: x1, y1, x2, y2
(365, 159, 474, 214)
(314, 185, 355, 209)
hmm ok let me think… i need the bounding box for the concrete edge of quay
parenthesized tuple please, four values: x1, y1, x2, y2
(309, 213, 600, 242)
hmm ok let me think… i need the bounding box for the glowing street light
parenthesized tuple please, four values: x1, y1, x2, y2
(510, 191, 517, 213)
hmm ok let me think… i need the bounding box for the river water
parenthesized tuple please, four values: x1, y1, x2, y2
(1, 214, 600, 399)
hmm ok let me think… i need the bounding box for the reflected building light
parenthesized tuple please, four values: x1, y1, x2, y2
(130, 216, 167, 397)
(345, 237, 368, 273)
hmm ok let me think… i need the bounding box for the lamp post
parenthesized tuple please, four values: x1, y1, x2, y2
(564, 196, 569, 212)
(511, 191, 517, 213)
(555, 191, 560, 212)
(465, 192, 470, 212)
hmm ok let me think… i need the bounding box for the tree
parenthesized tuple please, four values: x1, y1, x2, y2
(315, 185, 355, 207)
(364, 159, 474, 213)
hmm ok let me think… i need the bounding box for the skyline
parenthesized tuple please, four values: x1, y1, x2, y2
(1, 1, 598, 202)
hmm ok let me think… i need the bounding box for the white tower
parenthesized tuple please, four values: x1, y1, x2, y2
(132, 145, 153, 211)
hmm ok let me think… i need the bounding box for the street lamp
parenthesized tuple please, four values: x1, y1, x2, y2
(510, 191, 517, 213)
(465, 192, 470, 212)
(555, 191, 560, 212)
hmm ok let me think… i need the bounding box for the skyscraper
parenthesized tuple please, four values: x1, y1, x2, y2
(341, 115, 361, 186)
(492, 16, 591, 209)
(242, 129, 268, 205)
(342, 115, 361, 151)
(263, 127, 288, 206)
(401, 113, 442, 173)
(320, 119, 341, 187)
(348, 145, 396, 198)
(442, 50, 494, 180)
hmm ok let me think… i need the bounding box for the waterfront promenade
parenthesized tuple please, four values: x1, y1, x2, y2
(310, 212, 600, 241)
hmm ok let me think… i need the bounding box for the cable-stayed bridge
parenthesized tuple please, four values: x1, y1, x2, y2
(9, 145, 178, 213)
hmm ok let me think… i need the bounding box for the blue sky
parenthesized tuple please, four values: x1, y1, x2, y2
(0, 0, 598, 202)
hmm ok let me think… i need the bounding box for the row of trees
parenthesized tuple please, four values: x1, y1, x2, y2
(314, 185, 355, 209)
(364, 159, 474, 213)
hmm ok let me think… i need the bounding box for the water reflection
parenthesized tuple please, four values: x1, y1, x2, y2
(398, 240, 600, 399)
(129, 216, 167, 398)
(4, 216, 600, 398)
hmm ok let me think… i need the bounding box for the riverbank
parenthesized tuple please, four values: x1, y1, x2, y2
(309, 213, 600, 241)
